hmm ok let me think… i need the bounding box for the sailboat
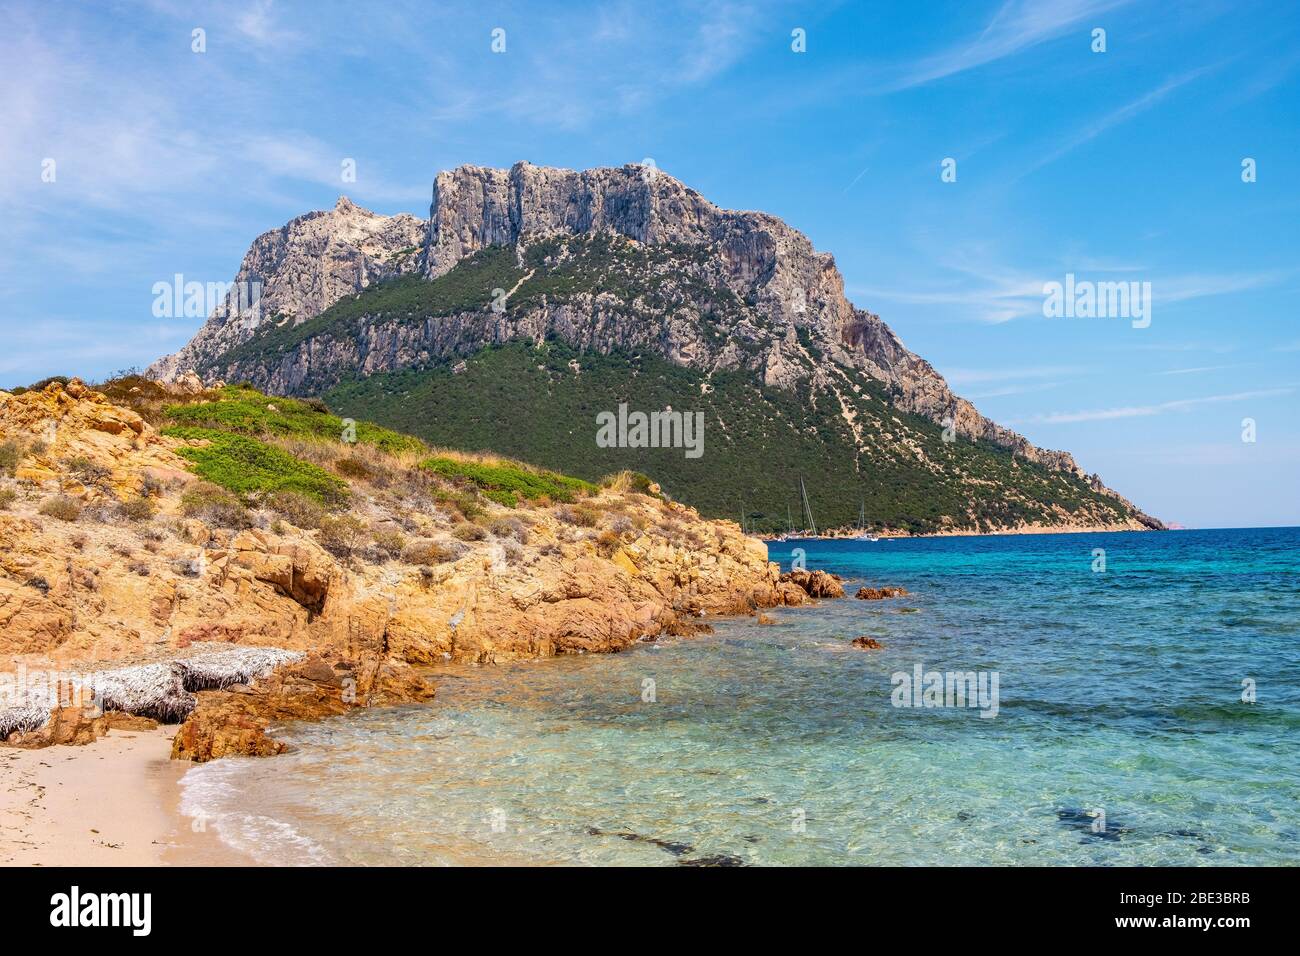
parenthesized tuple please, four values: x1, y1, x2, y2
(853, 498, 879, 542)
(800, 475, 818, 538)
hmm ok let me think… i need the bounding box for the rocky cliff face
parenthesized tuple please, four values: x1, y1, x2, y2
(420, 163, 1098, 476)
(147, 162, 1161, 529)
(149, 197, 425, 381)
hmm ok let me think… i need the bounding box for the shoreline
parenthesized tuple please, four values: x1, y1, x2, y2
(0, 726, 254, 867)
(770, 524, 1165, 542)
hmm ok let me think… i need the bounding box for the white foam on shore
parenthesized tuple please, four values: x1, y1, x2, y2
(178, 757, 334, 866)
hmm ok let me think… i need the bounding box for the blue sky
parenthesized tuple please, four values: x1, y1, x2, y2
(2, 0, 1297, 528)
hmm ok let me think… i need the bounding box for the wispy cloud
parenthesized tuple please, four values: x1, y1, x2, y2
(1011, 387, 1294, 425)
(234, 0, 302, 49)
(1016, 65, 1215, 178)
(853, 245, 1291, 326)
(1157, 270, 1293, 304)
(882, 0, 1133, 91)
(943, 365, 1088, 386)
(1156, 364, 1241, 376)
(941, 363, 1088, 400)
(966, 381, 1068, 399)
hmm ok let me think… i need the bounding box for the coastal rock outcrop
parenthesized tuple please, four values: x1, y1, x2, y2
(780, 569, 845, 599)
(1, 380, 811, 758)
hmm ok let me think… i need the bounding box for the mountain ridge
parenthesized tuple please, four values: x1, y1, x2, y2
(147, 161, 1161, 534)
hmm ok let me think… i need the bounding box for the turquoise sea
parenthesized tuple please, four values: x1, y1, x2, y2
(180, 527, 1300, 865)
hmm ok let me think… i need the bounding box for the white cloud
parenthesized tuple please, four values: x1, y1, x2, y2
(1016, 65, 1215, 178)
(1156, 364, 1241, 376)
(1011, 387, 1294, 425)
(942, 365, 1088, 386)
(852, 247, 1292, 326)
(882, 0, 1133, 91)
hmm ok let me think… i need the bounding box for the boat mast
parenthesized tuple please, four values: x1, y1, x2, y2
(799, 475, 817, 537)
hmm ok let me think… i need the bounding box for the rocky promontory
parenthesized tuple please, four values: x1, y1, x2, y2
(0, 377, 829, 760)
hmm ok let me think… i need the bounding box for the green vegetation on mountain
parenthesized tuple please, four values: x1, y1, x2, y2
(147, 381, 598, 518)
(165, 386, 423, 454)
(162, 426, 350, 505)
(323, 339, 1137, 535)
(420, 456, 595, 507)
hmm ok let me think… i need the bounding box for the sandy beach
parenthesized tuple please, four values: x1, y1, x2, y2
(0, 727, 250, 867)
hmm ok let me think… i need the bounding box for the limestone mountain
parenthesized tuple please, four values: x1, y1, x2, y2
(148, 162, 1161, 535)
(149, 197, 425, 381)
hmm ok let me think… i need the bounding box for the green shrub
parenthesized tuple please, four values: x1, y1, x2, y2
(10, 375, 69, 396)
(180, 481, 252, 529)
(39, 495, 82, 522)
(0, 487, 17, 510)
(420, 456, 594, 507)
(164, 427, 348, 505)
(164, 389, 423, 454)
(432, 487, 484, 520)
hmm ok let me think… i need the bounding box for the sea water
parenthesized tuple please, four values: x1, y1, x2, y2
(179, 527, 1300, 865)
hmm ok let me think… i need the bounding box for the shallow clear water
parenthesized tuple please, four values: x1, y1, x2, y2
(180, 527, 1300, 865)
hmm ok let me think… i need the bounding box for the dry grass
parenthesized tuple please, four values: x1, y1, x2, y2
(38, 496, 82, 522)
(402, 538, 465, 565)
(451, 522, 487, 541)
(117, 497, 156, 522)
(0, 440, 20, 477)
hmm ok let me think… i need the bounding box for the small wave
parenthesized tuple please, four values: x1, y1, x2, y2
(179, 760, 334, 866)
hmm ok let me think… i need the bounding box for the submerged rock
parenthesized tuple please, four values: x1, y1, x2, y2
(855, 586, 908, 600)
(678, 854, 746, 867)
(585, 826, 694, 857)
